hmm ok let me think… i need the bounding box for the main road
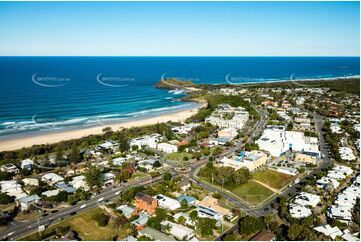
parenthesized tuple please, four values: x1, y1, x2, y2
(0, 171, 177, 241)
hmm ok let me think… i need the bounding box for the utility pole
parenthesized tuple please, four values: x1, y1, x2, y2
(211, 173, 214, 186)
(222, 178, 224, 190)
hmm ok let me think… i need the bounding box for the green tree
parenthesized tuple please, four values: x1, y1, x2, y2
(178, 216, 186, 225)
(92, 211, 110, 227)
(196, 217, 216, 237)
(85, 166, 102, 190)
(163, 172, 172, 182)
(69, 145, 81, 163)
(287, 224, 303, 240)
(0, 193, 14, 204)
(238, 216, 265, 235)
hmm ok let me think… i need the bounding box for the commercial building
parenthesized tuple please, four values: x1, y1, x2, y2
(256, 125, 319, 157)
(294, 153, 317, 165)
(219, 150, 268, 172)
(217, 127, 238, 140)
(157, 143, 178, 154)
(205, 104, 249, 130)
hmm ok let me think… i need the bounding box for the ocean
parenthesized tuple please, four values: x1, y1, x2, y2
(0, 57, 359, 138)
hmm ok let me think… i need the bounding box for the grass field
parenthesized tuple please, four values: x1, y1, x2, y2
(226, 180, 274, 206)
(200, 177, 274, 206)
(21, 208, 128, 241)
(252, 169, 294, 190)
(164, 152, 192, 163)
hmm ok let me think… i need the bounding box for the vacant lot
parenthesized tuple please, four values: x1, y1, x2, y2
(226, 181, 274, 206)
(21, 208, 128, 241)
(253, 169, 294, 190)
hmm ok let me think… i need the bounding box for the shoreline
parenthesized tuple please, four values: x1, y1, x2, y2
(0, 102, 206, 152)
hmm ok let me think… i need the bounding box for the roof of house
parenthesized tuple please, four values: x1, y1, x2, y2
(250, 231, 276, 241)
(177, 195, 196, 204)
(141, 227, 176, 241)
(17, 194, 40, 204)
(135, 192, 156, 204)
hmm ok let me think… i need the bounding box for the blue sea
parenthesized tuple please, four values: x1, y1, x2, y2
(0, 57, 359, 138)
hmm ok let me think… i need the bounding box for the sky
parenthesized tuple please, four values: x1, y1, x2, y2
(0, 1, 359, 56)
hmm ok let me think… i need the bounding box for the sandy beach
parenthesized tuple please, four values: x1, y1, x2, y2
(0, 104, 204, 152)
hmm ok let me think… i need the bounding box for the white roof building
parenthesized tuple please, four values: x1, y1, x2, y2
(112, 157, 127, 166)
(0, 180, 26, 199)
(129, 134, 163, 149)
(205, 104, 249, 130)
(294, 192, 320, 207)
(17, 194, 40, 211)
(22, 178, 39, 187)
(219, 150, 267, 172)
(327, 205, 353, 224)
(42, 189, 60, 197)
(289, 204, 312, 218)
(0, 163, 19, 174)
(316, 177, 340, 190)
(313, 224, 343, 240)
(256, 125, 319, 157)
(116, 205, 135, 219)
(330, 123, 343, 134)
(20, 159, 35, 170)
(41, 173, 64, 185)
(171, 123, 200, 134)
(173, 212, 195, 226)
(196, 206, 222, 226)
(155, 194, 180, 210)
(160, 220, 197, 241)
(338, 147, 356, 161)
(70, 175, 89, 191)
(157, 143, 178, 154)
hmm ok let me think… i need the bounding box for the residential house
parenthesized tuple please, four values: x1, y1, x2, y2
(1, 163, 19, 174)
(22, 178, 39, 187)
(41, 173, 64, 186)
(116, 205, 136, 219)
(289, 204, 312, 218)
(139, 227, 176, 241)
(134, 192, 158, 215)
(131, 213, 149, 230)
(313, 225, 343, 240)
(293, 192, 321, 207)
(177, 195, 196, 206)
(160, 220, 197, 241)
(155, 194, 180, 210)
(16, 195, 40, 211)
(20, 159, 35, 170)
